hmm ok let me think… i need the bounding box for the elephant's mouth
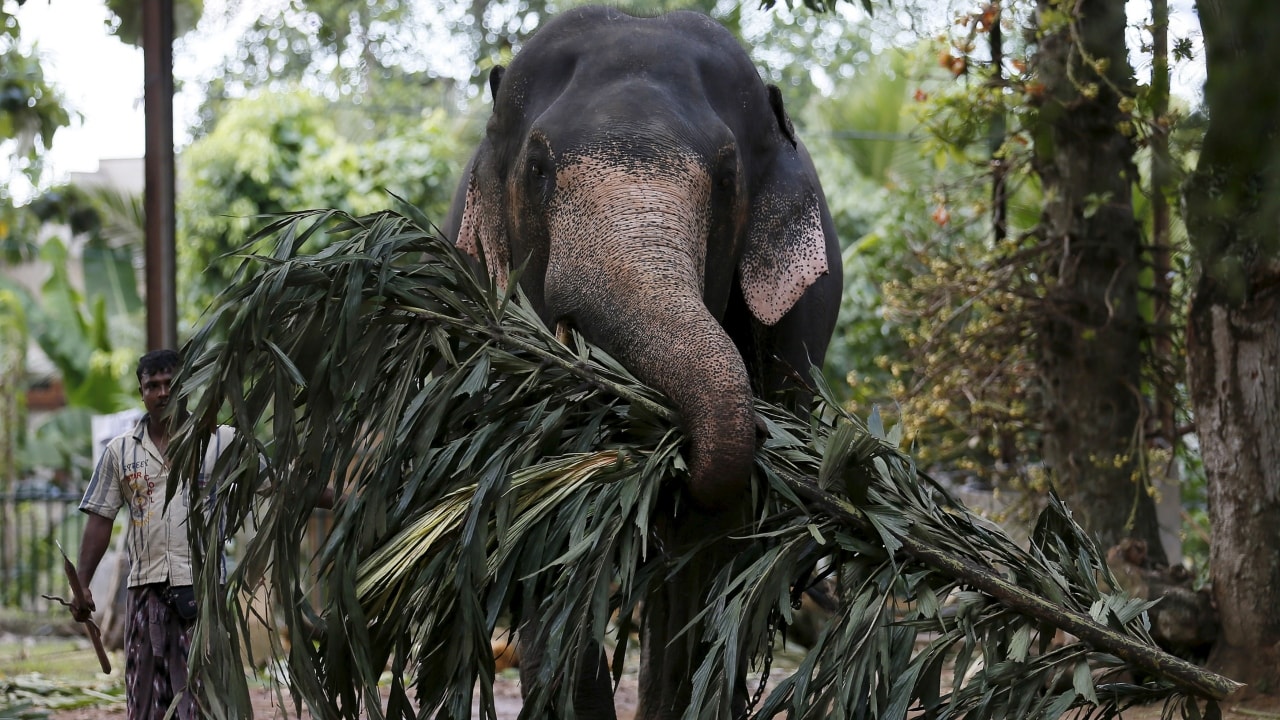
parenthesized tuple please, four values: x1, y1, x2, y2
(554, 318, 574, 345)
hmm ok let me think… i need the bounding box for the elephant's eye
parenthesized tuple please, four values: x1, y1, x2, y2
(526, 156, 555, 204)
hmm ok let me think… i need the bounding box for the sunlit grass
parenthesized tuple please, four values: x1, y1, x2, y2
(0, 636, 124, 716)
(0, 636, 117, 680)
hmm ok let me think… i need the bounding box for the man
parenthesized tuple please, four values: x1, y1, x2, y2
(71, 349, 332, 719)
(70, 349, 216, 719)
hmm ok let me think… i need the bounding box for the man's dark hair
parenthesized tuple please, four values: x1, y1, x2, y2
(136, 349, 181, 383)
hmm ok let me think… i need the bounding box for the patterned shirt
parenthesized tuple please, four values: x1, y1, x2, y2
(80, 417, 237, 587)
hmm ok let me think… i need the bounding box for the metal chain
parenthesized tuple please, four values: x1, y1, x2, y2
(742, 603, 782, 720)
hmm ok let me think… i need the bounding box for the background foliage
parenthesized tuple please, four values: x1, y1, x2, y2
(176, 86, 469, 319)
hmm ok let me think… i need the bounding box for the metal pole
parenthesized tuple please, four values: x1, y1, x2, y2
(143, 0, 177, 351)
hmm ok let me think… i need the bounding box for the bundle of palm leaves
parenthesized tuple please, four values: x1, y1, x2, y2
(168, 205, 1236, 720)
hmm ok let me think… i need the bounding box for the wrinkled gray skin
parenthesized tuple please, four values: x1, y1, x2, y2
(444, 6, 841, 719)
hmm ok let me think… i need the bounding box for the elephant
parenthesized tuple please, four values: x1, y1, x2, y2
(443, 6, 842, 719)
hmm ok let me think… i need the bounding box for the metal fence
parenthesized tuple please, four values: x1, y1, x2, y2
(0, 487, 86, 612)
(0, 489, 334, 613)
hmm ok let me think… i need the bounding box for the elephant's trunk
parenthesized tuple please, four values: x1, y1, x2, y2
(620, 297, 756, 511)
(545, 154, 756, 511)
(584, 289, 757, 511)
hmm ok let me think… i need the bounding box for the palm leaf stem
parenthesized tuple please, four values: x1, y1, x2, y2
(781, 469, 1241, 700)
(386, 302, 677, 424)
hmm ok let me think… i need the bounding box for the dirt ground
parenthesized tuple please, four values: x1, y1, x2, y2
(17, 629, 1277, 720)
(45, 670, 640, 719)
(45, 673, 1280, 720)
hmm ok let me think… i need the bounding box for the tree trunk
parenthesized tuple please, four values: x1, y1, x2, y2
(1186, 0, 1280, 693)
(1187, 287, 1280, 688)
(1148, 0, 1184, 566)
(1030, 0, 1165, 560)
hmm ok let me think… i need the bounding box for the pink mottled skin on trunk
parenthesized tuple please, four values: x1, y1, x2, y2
(544, 154, 756, 510)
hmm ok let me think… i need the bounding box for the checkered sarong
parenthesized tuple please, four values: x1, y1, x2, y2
(125, 583, 197, 720)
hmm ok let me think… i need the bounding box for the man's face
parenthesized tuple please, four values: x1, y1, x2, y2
(139, 368, 174, 419)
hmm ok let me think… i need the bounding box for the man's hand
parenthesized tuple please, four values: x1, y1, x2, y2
(70, 585, 96, 623)
(73, 513, 114, 622)
(53, 542, 112, 675)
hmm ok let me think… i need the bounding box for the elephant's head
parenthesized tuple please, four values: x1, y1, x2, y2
(448, 7, 836, 511)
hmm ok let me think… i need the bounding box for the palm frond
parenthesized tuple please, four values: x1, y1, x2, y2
(168, 206, 1238, 720)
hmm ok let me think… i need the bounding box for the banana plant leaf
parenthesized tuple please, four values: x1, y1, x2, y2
(168, 206, 1238, 720)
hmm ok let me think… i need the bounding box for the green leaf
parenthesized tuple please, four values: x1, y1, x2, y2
(1074, 660, 1099, 705)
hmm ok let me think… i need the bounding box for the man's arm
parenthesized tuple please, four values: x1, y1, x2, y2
(71, 513, 114, 622)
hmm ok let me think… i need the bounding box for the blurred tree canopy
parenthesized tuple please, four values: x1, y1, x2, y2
(1, 180, 146, 480)
(189, 0, 439, 138)
(0, 0, 71, 260)
(838, 1, 1200, 554)
(102, 0, 203, 47)
(177, 86, 469, 320)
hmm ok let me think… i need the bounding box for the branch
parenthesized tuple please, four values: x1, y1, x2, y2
(390, 302, 679, 424)
(782, 469, 1244, 701)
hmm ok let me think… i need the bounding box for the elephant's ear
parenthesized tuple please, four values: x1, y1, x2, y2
(456, 66, 511, 288)
(456, 147, 511, 290)
(739, 86, 830, 327)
